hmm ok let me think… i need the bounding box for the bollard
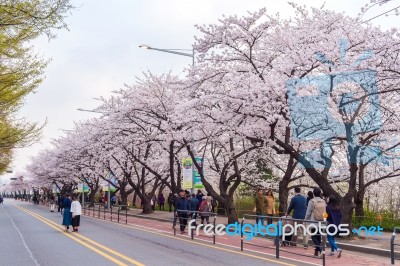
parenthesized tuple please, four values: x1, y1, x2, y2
(118, 207, 120, 223)
(110, 206, 113, 222)
(98, 205, 100, 219)
(276, 219, 280, 259)
(391, 232, 395, 265)
(213, 215, 216, 245)
(103, 205, 106, 220)
(191, 215, 194, 240)
(125, 207, 128, 224)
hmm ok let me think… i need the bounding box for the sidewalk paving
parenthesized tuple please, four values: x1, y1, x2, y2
(32, 202, 397, 266)
(82, 206, 395, 266)
(92, 206, 397, 251)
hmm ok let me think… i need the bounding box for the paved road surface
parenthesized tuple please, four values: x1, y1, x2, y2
(0, 200, 309, 266)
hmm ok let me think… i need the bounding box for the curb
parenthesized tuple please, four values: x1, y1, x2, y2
(334, 241, 400, 258)
(116, 212, 400, 258)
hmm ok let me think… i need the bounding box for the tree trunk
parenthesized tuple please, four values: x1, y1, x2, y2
(120, 189, 128, 210)
(279, 180, 289, 214)
(132, 192, 137, 207)
(354, 164, 366, 218)
(354, 190, 365, 218)
(217, 197, 237, 224)
(142, 197, 152, 214)
(88, 189, 96, 207)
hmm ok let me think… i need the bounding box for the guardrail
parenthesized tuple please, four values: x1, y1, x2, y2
(173, 210, 217, 244)
(391, 227, 400, 265)
(241, 214, 327, 266)
(83, 203, 128, 224)
(118, 205, 128, 224)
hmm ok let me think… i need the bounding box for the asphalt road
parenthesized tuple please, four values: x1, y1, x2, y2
(0, 199, 312, 266)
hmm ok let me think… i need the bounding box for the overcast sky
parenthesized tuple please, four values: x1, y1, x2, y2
(5, 0, 400, 181)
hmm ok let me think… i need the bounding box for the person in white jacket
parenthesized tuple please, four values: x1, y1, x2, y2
(70, 195, 82, 232)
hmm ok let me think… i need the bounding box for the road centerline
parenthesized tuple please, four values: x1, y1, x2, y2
(15, 205, 145, 266)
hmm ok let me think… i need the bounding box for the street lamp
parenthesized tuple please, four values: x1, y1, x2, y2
(77, 108, 103, 113)
(139, 43, 197, 194)
(139, 44, 195, 66)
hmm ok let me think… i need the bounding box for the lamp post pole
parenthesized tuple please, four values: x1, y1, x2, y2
(139, 44, 197, 194)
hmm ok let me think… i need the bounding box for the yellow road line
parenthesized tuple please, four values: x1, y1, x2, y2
(16, 206, 144, 266)
(83, 210, 297, 266)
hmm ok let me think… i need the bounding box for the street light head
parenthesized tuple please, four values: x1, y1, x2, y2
(139, 44, 151, 49)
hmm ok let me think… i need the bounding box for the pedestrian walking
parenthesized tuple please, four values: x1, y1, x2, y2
(57, 194, 64, 213)
(211, 197, 217, 213)
(49, 194, 56, 212)
(254, 188, 268, 225)
(196, 190, 204, 203)
(167, 192, 174, 212)
(158, 193, 165, 211)
(70, 195, 82, 232)
(111, 194, 117, 206)
(306, 191, 314, 206)
(62, 194, 72, 232)
(174, 189, 190, 234)
(326, 195, 342, 258)
(305, 188, 327, 257)
(265, 189, 276, 225)
(286, 187, 308, 247)
(189, 193, 200, 226)
(199, 196, 211, 224)
(151, 194, 156, 211)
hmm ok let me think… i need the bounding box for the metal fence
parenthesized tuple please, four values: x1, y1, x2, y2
(241, 214, 327, 266)
(391, 227, 400, 265)
(173, 210, 217, 244)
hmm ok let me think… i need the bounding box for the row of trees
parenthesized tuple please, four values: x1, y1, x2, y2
(0, 0, 73, 173)
(24, 4, 400, 225)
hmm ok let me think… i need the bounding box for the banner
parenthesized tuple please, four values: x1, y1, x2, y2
(77, 182, 89, 193)
(182, 158, 193, 189)
(193, 157, 204, 189)
(102, 173, 117, 192)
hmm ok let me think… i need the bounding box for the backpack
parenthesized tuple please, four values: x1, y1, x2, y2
(199, 201, 210, 213)
(313, 198, 326, 221)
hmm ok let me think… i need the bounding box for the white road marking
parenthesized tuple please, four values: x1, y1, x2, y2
(4, 207, 41, 266)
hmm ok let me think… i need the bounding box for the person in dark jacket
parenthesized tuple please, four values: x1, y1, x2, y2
(326, 195, 342, 258)
(57, 195, 64, 213)
(286, 187, 307, 247)
(167, 193, 174, 212)
(306, 191, 314, 206)
(174, 189, 190, 233)
(158, 193, 165, 211)
(189, 194, 200, 226)
(196, 190, 204, 203)
(62, 194, 72, 232)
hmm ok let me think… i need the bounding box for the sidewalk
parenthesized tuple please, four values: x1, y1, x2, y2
(91, 206, 397, 251)
(81, 206, 395, 266)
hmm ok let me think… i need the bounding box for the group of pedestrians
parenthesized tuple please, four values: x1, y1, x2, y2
(59, 194, 82, 232)
(285, 187, 342, 258)
(254, 188, 276, 225)
(174, 189, 213, 233)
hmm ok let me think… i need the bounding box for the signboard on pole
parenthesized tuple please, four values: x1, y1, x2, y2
(102, 173, 117, 192)
(77, 182, 89, 193)
(193, 157, 204, 189)
(182, 158, 193, 189)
